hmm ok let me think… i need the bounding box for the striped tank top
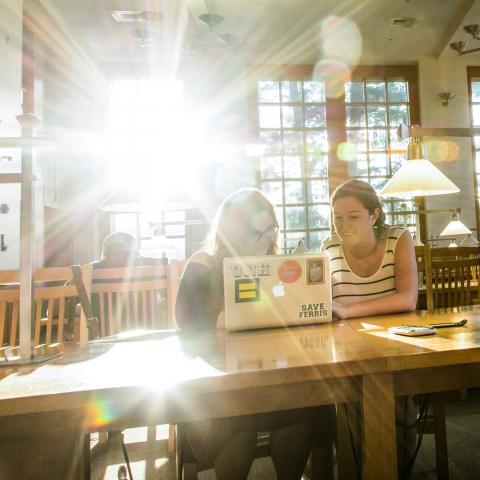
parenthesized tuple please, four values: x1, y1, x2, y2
(322, 227, 406, 305)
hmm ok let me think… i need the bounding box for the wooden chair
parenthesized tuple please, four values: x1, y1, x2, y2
(91, 261, 185, 456)
(415, 245, 434, 312)
(0, 270, 21, 349)
(91, 264, 169, 336)
(0, 266, 92, 349)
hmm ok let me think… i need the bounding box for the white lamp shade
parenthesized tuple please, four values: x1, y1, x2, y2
(439, 219, 472, 237)
(378, 160, 460, 197)
(460, 234, 480, 246)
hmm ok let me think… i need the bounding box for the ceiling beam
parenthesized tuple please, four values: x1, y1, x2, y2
(437, 0, 477, 58)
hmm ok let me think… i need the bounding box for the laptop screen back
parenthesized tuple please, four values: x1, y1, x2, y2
(223, 253, 332, 331)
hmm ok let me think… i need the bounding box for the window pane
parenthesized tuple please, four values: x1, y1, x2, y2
(284, 181, 305, 203)
(285, 206, 306, 229)
(275, 206, 284, 230)
(369, 153, 389, 175)
(391, 153, 405, 174)
(259, 106, 281, 128)
(308, 205, 330, 228)
(345, 82, 364, 102)
(306, 131, 328, 153)
(304, 81, 325, 102)
(261, 156, 282, 179)
(309, 230, 329, 251)
(348, 153, 368, 176)
(258, 81, 280, 103)
(261, 181, 283, 204)
(368, 129, 388, 151)
(389, 128, 408, 150)
(366, 81, 386, 102)
(307, 179, 328, 202)
(472, 81, 480, 103)
(387, 81, 408, 102)
(282, 81, 303, 103)
(346, 130, 367, 151)
(282, 106, 303, 127)
(473, 104, 480, 126)
(284, 156, 303, 178)
(260, 130, 282, 153)
(307, 156, 328, 177)
(370, 177, 388, 191)
(283, 131, 303, 153)
(388, 105, 408, 126)
(304, 106, 326, 127)
(367, 106, 386, 126)
(346, 106, 366, 127)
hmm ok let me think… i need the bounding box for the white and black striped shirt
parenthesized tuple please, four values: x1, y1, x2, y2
(322, 227, 406, 305)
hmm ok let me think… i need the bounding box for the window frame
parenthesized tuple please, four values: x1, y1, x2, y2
(248, 64, 421, 245)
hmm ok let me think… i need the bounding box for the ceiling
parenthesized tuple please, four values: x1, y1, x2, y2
(42, 0, 480, 71)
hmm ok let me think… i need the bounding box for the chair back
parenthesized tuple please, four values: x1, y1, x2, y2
(0, 270, 20, 347)
(91, 265, 169, 336)
(33, 266, 92, 344)
(167, 259, 186, 329)
(415, 245, 433, 312)
(431, 256, 480, 308)
(0, 266, 92, 347)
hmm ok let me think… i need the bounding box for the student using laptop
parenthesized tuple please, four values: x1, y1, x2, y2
(322, 179, 418, 477)
(323, 179, 418, 320)
(176, 188, 313, 480)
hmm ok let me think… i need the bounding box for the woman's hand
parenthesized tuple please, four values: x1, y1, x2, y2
(332, 300, 349, 321)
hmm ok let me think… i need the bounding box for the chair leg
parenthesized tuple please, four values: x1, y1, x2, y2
(433, 394, 449, 480)
(168, 424, 176, 456)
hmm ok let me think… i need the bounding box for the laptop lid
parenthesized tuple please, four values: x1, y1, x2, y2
(223, 253, 332, 331)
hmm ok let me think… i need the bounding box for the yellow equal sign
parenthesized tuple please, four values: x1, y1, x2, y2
(235, 279, 260, 303)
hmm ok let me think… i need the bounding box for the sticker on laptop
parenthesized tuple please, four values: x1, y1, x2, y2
(235, 278, 260, 303)
(278, 260, 302, 283)
(306, 258, 325, 285)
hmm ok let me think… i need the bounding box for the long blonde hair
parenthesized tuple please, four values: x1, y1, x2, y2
(205, 188, 279, 263)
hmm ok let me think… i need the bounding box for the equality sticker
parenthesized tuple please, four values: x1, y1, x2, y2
(235, 278, 260, 303)
(278, 260, 302, 283)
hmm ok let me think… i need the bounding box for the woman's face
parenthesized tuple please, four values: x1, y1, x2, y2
(333, 196, 379, 247)
(234, 209, 278, 256)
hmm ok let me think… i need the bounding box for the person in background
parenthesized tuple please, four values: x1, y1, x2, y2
(176, 188, 314, 480)
(322, 179, 418, 477)
(91, 232, 158, 269)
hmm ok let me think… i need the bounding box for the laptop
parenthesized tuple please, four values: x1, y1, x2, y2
(223, 253, 332, 331)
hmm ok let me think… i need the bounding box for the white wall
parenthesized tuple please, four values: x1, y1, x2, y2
(418, 56, 480, 242)
(0, 0, 22, 269)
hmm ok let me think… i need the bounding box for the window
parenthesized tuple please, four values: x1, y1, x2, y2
(345, 73, 416, 231)
(254, 66, 420, 247)
(107, 77, 188, 259)
(468, 67, 480, 237)
(257, 79, 329, 252)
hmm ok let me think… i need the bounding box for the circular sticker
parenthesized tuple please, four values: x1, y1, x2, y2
(278, 260, 302, 283)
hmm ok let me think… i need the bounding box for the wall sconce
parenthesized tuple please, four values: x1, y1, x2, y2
(438, 92, 455, 107)
(450, 24, 480, 55)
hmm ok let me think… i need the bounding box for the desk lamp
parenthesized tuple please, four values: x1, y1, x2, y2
(378, 124, 480, 243)
(439, 211, 472, 247)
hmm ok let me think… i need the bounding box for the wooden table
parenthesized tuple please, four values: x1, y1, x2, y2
(0, 307, 479, 479)
(347, 306, 480, 479)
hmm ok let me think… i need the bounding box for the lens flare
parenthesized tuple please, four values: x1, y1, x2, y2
(313, 59, 351, 99)
(320, 16, 362, 66)
(337, 142, 357, 161)
(427, 140, 460, 162)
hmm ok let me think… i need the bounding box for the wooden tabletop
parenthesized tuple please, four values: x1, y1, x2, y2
(0, 307, 479, 430)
